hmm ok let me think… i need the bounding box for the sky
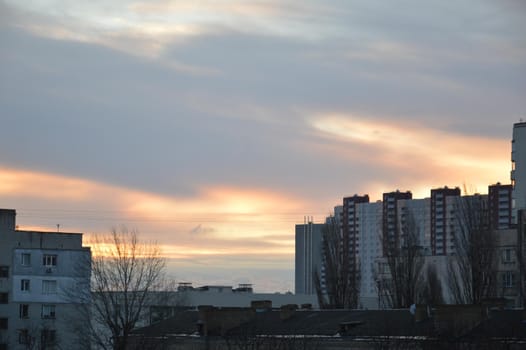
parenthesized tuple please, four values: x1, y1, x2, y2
(0, 0, 525, 292)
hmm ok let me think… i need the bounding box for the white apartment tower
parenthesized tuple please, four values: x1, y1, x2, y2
(512, 122, 526, 221)
(0, 209, 91, 350)
(356, 201, 382, 309)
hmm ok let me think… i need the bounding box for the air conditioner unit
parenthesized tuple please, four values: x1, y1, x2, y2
(46, 268, 53, 273)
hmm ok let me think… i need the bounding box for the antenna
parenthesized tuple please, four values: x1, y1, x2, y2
(56, 224, 60, 232)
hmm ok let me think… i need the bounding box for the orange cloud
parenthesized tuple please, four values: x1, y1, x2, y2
(0, 167, 310, 265)
(309, 114, 511, 200)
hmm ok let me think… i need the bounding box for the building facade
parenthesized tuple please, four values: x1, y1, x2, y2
(342, 195, 369, 283)
(294, 221, 324, 295)
(382, 191, 412, 255)
(512, 122, 526, 221)
(0, 209, 91, 350)
(356, 201, 382, 309)
(489, 183, 513, 230)
(430, 187, 460, 255)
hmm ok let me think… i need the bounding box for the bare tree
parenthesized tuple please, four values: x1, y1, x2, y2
(419, 264, 444, 305)
(313, 218, 360, 309)
(447, 194, 497, 304)
(375, 210, 425, 308)
(81, 227, 169, 350)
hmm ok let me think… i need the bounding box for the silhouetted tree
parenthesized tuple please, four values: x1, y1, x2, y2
(71, 227, 171, 350)
(447, 194, 497, 304)
(420, 264, 444, 305)
(314, 218, 360, 309)
(375, 210, 425, 308)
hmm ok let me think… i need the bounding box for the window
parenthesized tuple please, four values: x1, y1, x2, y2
(19, 329, 29, 344)
(41, 329, 56, 345)
(21, 253, 31, 266)
(0, 318, 7, 330)
(0, 293, 7, 304)
(42, 254, 57, 267)
(20, 279, 30, 292)
(503, 249, 513, 263)
(42, 280, 57, 294)
(502, 272, 515, 288)
(0, 266, 8, 278)
(41, 305, 56, 319)
(19, 304, 29, 318)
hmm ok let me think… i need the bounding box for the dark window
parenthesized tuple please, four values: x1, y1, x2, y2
(19, 304, 29, 318)
(18, 329, 29, 344)
(0, 293, 7, 304)
(21, 279, 30, 292)
(0, 318, 7, 329)
(43, 255, 57, 266)
(0, 266, 8, 278)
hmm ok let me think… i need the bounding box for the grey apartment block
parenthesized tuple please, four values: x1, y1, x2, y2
(512, 122, 526, 221)
(295, 222, 323, 295)
(0, 209, 91, 350)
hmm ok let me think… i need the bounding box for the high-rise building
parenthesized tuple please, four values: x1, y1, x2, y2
(430, 187, 460, 255)
(382, 190, 412, 255)
(398, 197, 430, 253)
(0, 209, 91, 350)
(512, 121, 526, 221)
(488, 182, 513, 229)
(356, 201, 382, 309)
(342, 195, 369, 275)
(295, 220, 324, 295)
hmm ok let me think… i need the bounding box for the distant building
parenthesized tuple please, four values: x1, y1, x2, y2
(382, 190, 412, 255)
(342, 195, 369, 284)
(356, 201, 382, 309)
(512, 121, 526, 221)
(488, 183, 513, 230)
(0, 209, 91, 350)
(294, 221, 324, 295)
(430, 187, 460, 255)
(146, 283, 318, 325)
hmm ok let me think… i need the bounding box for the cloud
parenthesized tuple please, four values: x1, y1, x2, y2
(308, 114, 511, 199)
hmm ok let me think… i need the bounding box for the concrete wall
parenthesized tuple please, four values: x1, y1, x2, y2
(0, 209, 91, 350)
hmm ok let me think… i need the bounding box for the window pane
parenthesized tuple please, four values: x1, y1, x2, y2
(21, 279, 30, 291)
(43, 255, 57, 266)
(19, 304, 29, 318)
(0, 266, 8, 278)
(21, 254, 31, 266)
(42, 280, 57, 294)
(41, 305, 56, 319)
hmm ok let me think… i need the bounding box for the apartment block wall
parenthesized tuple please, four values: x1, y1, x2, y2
(489, 183, 513, 230)
(356, 202, 382, 309)
(295, 222, 323, 295)
(382, 191, 412, 255)
(0, 209, 91, 350)
(512, 122, 526, 220)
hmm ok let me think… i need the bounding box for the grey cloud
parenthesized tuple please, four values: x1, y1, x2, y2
(1, 0, 524, 206)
